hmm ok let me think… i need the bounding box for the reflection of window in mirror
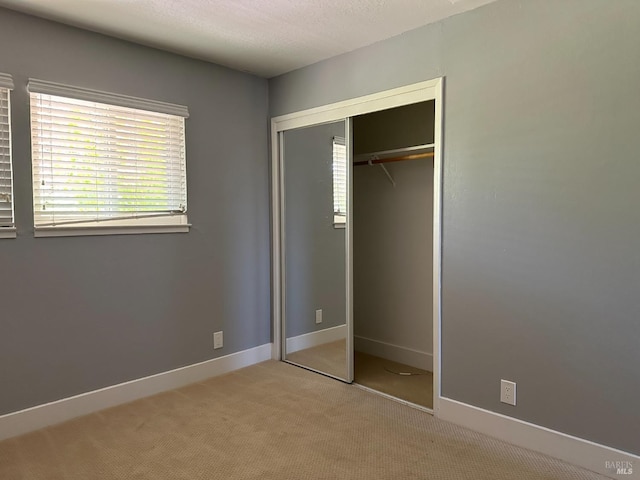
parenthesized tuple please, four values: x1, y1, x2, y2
(332, 136, 346, 228)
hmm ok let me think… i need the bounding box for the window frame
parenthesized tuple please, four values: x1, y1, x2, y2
(332, 136, 346, 228)
(27, 79, 190, 238)
(0, 73, 15, 239)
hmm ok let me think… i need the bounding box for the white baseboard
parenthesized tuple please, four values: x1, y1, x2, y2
(438, 397, 639, 479)
(0, 343, 272, 442)
(286, 324, 346, 353)
(354, 335, 432, 371)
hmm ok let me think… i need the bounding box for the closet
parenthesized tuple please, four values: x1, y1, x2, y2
(273, 79, 442, 413)
(352, 101, 435, 409)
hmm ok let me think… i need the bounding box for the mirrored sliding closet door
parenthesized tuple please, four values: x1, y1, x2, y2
(280, 119, 353, 382)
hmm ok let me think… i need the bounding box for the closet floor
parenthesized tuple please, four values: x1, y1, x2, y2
(354, 351, 433, 409)
(285, 344, 433, 409)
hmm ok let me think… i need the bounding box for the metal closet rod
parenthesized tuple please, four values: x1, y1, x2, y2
(353, 151, 433, 166)
(353, 143, 435, 166)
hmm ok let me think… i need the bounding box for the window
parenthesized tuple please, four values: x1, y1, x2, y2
(332, 136, 346, 226)
(0, 73, 15, 238)
(28, 80, 189, 237)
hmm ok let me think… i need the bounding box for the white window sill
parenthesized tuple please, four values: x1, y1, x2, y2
(334, 214, 346, 229)
(34, 224, 190, 238)
(0, 227, 17, 239)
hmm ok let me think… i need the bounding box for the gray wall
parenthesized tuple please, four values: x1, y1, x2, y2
(270, 0, 640, 455)
(0, 8, 270, 416)
(283, 121, 346, 338)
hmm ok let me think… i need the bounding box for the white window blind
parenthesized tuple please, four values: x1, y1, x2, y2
(0, 73, 14, 231)
(332, 136, 346, 224)
(28, 81, 189, 231)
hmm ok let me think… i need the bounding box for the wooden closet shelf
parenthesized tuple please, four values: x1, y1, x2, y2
(353, 151, 434, 166)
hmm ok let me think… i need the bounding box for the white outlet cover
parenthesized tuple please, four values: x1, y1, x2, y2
(213, 331, 223, 350)
(500, 379, 516, 406)
(315, 309, 322, 324)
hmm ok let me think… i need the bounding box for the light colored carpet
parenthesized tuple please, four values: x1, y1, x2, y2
(355, 351, 433, 409)
(0, 361, 609, 480)
(285, 339, 347, 379)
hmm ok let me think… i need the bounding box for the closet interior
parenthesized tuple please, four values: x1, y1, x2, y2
(352, 101, 435, 408)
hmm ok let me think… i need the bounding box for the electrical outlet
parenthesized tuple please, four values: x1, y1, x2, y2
(213, 331, 223, 350)
(500, 380, 516, 406)
(315, 309, 323, 324)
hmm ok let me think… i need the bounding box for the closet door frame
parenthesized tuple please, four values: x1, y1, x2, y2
(270, 77, 444, 411)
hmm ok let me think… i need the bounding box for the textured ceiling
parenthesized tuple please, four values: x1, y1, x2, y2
(0, 0, 499, 78)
